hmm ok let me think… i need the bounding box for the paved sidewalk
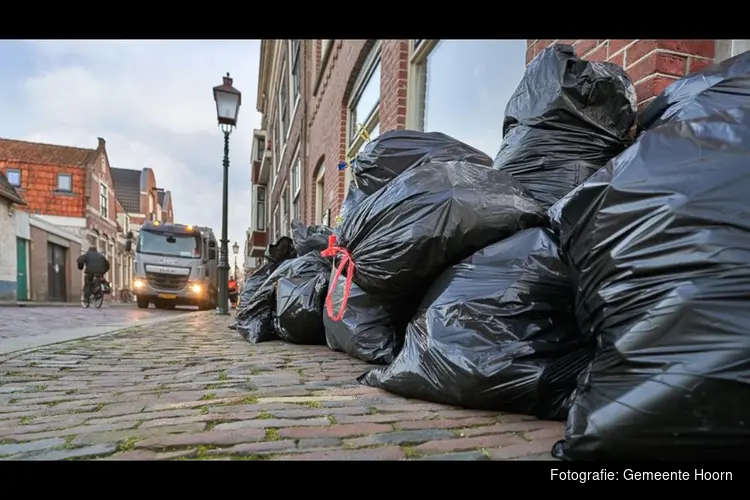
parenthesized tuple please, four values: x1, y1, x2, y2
(0, 313, 563, 460)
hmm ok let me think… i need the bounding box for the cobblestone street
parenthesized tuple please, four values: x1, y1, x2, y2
(0, 305, 195, 354)
(0, 312, 563, 460)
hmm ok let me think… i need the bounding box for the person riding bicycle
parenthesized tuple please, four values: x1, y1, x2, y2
(77, 246, 111, 305)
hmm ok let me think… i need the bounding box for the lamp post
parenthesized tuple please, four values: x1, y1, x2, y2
(213, 72, 242, 315)
(232, 241, 239, 280)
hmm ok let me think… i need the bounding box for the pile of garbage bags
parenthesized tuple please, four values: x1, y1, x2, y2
(232, 45, 750, 460)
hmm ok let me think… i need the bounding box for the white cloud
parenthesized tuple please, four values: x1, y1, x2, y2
(2, 40, 261, 264)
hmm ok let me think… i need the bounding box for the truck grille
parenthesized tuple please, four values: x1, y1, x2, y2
(146, 272, 190, 291)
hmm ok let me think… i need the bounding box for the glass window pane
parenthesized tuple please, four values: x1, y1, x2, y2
(423, 40, 526, 158)
(353, 62, 381, 138)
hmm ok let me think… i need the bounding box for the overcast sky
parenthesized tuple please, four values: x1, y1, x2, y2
(0, 40, 261, 263)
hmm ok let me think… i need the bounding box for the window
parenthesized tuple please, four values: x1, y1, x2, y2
(100, 183, 108, 218)
(315, 167, 325, 225)
(255, 135, 265, 162)
(407, 40, 527, 157)
(345, 43, 382, 198)
(6, 169, 21, 187)
(290, 40, 301, 103)
(279, 60, 290, 141)
(272, 119, 280, 174)
(57, 173, 72, 192)
(291, 156, 301, 221)
(717, 40, 750, 62)
(256, 186, 266, 231)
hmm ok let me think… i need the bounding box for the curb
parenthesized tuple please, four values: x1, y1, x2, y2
(0, 310, 219, 363)
(0, 301, 134, 308)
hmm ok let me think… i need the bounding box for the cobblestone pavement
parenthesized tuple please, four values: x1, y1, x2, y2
(0, 312, 563, 460)
(0, 305, 195, 354)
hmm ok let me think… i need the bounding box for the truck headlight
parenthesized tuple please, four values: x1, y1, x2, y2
(191, 284, 202, 294)
(133, 279, 145, 289)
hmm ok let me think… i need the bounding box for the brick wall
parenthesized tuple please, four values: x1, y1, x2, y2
(526, 40, 716, 109)
(89, 151, 117, 223)
(0, 201, 17, 300)
(139, 168, 157, 216)
(262, 40, 307, 238)
(0, 163, 86, 217)
(305, 39, 410, 223)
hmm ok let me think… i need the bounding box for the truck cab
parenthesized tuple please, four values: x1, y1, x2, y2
(125, 221, 218, 310)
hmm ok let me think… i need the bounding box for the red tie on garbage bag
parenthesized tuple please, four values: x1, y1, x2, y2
(321, 235, 354, 322)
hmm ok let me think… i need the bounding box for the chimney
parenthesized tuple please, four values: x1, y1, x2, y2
(97, 137, 106, 149)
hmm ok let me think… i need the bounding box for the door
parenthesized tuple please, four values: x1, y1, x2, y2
(47, 243, 67, 301)
(16, 238, 28, 301)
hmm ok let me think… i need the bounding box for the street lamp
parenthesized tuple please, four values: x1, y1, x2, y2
(232, 241, 239, 280)
(213, 72, 242, 315)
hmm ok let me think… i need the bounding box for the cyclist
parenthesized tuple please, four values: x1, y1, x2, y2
(77, 246, 111, 306)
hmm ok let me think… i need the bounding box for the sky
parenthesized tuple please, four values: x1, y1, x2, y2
(0, 40, 261, 265)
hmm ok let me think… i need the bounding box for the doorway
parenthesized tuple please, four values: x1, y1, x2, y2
(47, 242, 67, 301)
(16, 238, 28, 301)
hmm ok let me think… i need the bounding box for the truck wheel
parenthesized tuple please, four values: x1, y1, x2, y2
(137, 296, 149, 309)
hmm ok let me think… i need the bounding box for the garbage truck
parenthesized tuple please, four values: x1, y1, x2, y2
(125, 221, 219, 310)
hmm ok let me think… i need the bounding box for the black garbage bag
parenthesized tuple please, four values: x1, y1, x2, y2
(352, 130, 492, 196)
(274, 253, 331, 345)
(492, 44, 637, 210)
(552, 106, 750, 461)
(266, 236, 297, 265)
(229, 263, 274, 330)
(325, 160, 547, 306)
(637, 49, 750, 132)
(236, 252, 327, 344)
(339, 181, 367, 225)
(359, 228, 590, 420)
(324, 270, 414, 365)
(291, 219, 333, 256)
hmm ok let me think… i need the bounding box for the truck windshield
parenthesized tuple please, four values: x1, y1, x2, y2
(138, 230, 201, 258)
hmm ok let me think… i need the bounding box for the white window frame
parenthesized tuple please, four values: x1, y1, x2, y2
(255, 185, 267, 232)
(6, 169, 21, 187)
(278, 57, 290, 149)
(57, 173, 73, 192)
(100, 182, 108, 219)
(291, 147, 301, 223)
(345, 42, 382, 197)
(289, 39, 301, 106)
(315, 167, 325, 225)
(405, 39, 440, 131)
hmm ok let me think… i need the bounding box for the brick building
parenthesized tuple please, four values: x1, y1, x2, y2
(110, 167, 175, 231)
(0, 137, 129, 301)
(246, 39, 749, 263)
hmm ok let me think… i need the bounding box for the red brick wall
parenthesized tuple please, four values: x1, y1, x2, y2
(305, 39, 410, 224)
(88, 151, 117, 222)
(0, 162, 86, 217)
(526, 40, 716, 109)
(139, 168, 157, 216)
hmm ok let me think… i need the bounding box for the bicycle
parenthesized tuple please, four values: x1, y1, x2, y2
(82, 274, 110, 309)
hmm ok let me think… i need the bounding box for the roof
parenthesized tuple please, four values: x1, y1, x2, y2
(0, 170, 26, 205)
(110, 167, 142, 213)
(0, 138, 98, 167)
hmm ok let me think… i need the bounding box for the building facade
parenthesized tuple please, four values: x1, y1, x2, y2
(0, 171, 27, 301)
(247, 39, 749, 259)
(0, 137, 132, 301)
